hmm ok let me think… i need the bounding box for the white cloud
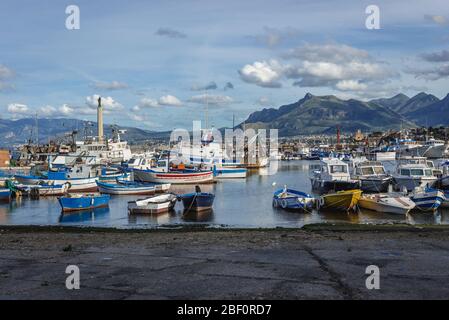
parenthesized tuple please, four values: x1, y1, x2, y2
(335, 80, 367, 91)
(239, 60, 283, 88)
(252, 26, 302, 47)
(240, 43, 397, 96)
(86, 94, 123, 111)
(129, 113, 143, 121)
(256, 97, 272, 106)
(93, 81, 128, 90)
(137, 98, 160, 108)
(8, 103, 29, 114)
(188, 94, 233, 106)
(158, 95, 182, 106)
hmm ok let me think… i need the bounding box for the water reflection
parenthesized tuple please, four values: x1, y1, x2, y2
(182, 209, 214, 222)
(59, 207, 110, 223)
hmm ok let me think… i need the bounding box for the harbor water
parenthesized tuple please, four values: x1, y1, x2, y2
(1, 160, 449, 228)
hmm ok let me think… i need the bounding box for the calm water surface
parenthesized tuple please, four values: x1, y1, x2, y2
(1, 160, 448, 228)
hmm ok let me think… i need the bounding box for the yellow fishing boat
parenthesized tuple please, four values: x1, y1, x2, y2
(319, 189, 362, 211)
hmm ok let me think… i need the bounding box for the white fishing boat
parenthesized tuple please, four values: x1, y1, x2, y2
(358, 193, 415, 215)
(14, 165, 99, 192)
(406, 138, 449, 159)
(11, 181, 70, 196)
(214, 166, 247, 179)
(352, 161, 392, 193)
(410, 187, 445, 212)
(309, 158, 360, 194)
(128, 193, 177, 214)
(392, 158, 438, 192)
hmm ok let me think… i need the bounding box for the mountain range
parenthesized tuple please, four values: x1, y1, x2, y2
(241, 92, 449, 136)
(1, 91, 449, 146)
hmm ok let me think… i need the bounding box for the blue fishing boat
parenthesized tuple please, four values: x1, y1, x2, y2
(0, 188, 11, 202)
(410, 187, 445, 212)
(179, 186, 215, 212)
(273, 187, 315, 211)
(58, 193, 110, 212)
(96, 180, 170, 195)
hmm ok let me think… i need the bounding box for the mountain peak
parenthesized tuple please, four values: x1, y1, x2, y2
(304, 92, 314, 99)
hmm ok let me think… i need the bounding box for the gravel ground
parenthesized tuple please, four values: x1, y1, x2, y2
(1, 224, 449, 300)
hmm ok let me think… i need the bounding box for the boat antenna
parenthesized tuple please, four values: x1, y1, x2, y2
(35, 112, 39, 145)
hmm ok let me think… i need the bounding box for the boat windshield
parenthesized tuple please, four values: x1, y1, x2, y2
(373, 166, 385, 174)
(425, 169, 433, 176)
(128, 158, 137, 165)
(330, 165, 347, 173)
(360, 167, 375, 175)
(410, 169, 424, 176)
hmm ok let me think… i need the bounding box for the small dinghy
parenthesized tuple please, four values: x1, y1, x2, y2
(358, 193, 416, 215)
(272, 186, 315, 211)
(410, 187, 445, 212)
(128, 193, 177, 214)
(58, 193, 110, 212)
(179, 186, 215, 212)
(318, 189, 362, 211)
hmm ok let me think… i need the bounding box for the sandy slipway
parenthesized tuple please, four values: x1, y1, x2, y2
(1, 224, 449, 300)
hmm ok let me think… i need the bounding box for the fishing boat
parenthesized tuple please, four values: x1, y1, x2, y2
(179, 186, 215, 212)
(96, 180, 170, 195)
(9, 181, 70, 197)
(272, 187, 315, 211)
(309, 158, 360, 194)
(132, 159, 214, 184)
(98, 167, 128, 182)
(58, 193, 110, 212)
(318, 189, 362, 211)
(410, 187, 445, 212)
(14, 165, 99, 192)
(352, 161, 392, 193)
(358, 193, 415, 215)
(0, 188, 11, 202)
(392, 162, 437, 192)
(127, 193, 177, 214)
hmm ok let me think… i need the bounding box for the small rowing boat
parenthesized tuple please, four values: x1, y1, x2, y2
(273, 187, 315, 211)
(179, 186, 215, 212)
(128, 193, 177, 214)
(358, 193, 415, 215)
(410, 187, 445, 212)
(96, 181, 170, 195)
(318, 189, 362, 211)
(58, 193, 110, 212)
(115, 179, 171, 193)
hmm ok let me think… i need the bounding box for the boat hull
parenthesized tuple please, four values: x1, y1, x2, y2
(133, 169, 214, 184)
(393, 176, 437, 192)
(320, 189, 362, 211)
(97, 181, 157, 195)
(128, 194, 177, 214)
(411, 190, 444, 212)
(14, 175, 98, 192)
(273, 188, 315, 211)
(58, 194, 110, 212)
(0, 188, 11, 202)
(181, 193, 215, 212)
(358, 195, 415, 215)
(359, 177, 392, 193)
(215, 168, 247, 179)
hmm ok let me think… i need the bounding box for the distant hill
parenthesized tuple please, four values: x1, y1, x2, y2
(240, 93, 415, 136)
(0, 118, 167, 147)
(371, 93, 410, 113)
(405, 94, 449, 127)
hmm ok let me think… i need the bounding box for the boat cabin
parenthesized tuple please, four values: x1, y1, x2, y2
(353, 161, 386, 177)
(309, 158, 352, 182)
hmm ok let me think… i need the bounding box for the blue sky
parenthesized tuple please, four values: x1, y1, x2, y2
(1, 0, 449, 131)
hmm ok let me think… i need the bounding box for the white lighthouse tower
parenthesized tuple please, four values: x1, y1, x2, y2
(97, 96, 104, 143)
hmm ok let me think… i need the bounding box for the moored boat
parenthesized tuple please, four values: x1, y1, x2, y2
(352, 161, 392, 193)
(9, 181, 70, 197)
(96, 181, 164, 195)
(358, 193, 415, 215)
(410, 187, 444, 212)
(318, 189, 362, 211)
(179, 186, 215, 212)
(214, 166, 247, 179)
(133, 168, 214, 184)
(309, 158, 360, 194)
(273, 187, 315, 211)
(127, 193, 177, 214)
(58, 193, 110, 212)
